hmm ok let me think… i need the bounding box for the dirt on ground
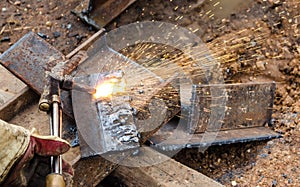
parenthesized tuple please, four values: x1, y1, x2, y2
(1, 0, 299, 186)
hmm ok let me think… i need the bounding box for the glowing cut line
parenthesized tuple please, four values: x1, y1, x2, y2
(93, 78, 126, 99)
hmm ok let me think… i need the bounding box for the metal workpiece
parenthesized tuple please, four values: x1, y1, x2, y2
(60, 75, 74, 91)
(0, 32, 53, 113)
(72, 72, 140, 157)
(71, 82, 95, 94)
(51, 51, 88, 78)
(149, 82, 278, 151)
(0, 22, 280, 162)
(71, 71, 123, 93)
(150, 126, 281, 152)
(38, 52, 88, 114)
(71, 37, 182, 156)
(44, 51, 88, 91)
(0, 31, 88, 116)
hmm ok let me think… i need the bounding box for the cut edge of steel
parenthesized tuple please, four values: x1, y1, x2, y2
(150, 126, 281, 151)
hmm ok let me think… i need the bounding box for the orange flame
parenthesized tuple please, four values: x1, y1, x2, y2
(93, 78, 126, 99)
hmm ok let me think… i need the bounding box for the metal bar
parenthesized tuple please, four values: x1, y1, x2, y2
(66, 28, 105, 59)
(150, 126, 281, 151)
(50, 95, 63, 174)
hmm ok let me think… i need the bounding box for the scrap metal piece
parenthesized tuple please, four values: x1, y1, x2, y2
(72, 0, 136, 29)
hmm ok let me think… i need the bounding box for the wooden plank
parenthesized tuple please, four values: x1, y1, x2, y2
(0, 65, 38, 121)
(0, 65, 26, 105)
(0, 87, 38, 121)
(106, 147, 224, 187)
(0, 65, 26, 96)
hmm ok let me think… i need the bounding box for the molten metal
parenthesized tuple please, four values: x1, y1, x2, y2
(93, 77, 126, 99)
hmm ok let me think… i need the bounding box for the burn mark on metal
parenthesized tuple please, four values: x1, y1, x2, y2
(95, 96, 139, 151)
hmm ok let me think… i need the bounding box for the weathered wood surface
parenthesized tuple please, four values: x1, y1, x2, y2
(108, 147, 224, 187)
(0, 65, 38, 121)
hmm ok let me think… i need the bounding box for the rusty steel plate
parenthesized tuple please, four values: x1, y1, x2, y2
(0, 32, 77, 118)
(0, 32, 65, 94)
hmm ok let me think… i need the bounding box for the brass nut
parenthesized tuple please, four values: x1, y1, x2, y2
(39, 102, 50, 111)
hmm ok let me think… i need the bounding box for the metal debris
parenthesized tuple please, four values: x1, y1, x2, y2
(72, 0, 136, 29)
(0, 37, 10, 42)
